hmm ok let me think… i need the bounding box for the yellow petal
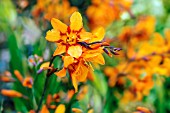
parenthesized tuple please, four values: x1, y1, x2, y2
(53, 44, 66, 56)
(72, 108, 83, 113)
(72, 76, 78, 92)
(45, 29, 61, 42)
(152, 33, 165, 46)
(55, 68, 67, 77)
(83, 52, 100, 59)
(90, 27, 105, 42)
(64, 56, 74, 68)
(85, 53, 105, 65)
(70, 12, 83, 31)
(73, 61, 88, 82)
(83, 48, 103, 56)
(93, 53, 105, 65)
(40, 62, 50, 69)
(87, 109, 94, 113)
(51, 18, 68, 33)
(68, 45, 82, 58)
(55, 104, 66, 113)
(79, 32, 92, 42)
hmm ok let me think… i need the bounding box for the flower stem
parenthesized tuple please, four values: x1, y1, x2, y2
(36, 56, 57, 113)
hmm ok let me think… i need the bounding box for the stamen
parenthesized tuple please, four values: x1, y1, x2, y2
(87, 41, 102, 45)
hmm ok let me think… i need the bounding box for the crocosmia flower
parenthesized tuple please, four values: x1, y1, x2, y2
(46, 12, 105, 57)
(45, 12, 120, 92)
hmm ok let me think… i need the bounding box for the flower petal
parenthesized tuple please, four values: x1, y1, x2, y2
(70, 12, 83, 31)
(72, 75, 78, 92)
(90, 27, 105, 42)
(51, 18, 68, 33)
(72, 108, 83, 113)
(53, 44, 66, 56)
(165, 29, 170, 42)
(85, 53, 105, 65)
(73, 62, 89, 82)
(93, 53, 105, 65)
(55, 104, 66, 113)
(22, 77, 33, 88)
(79, 32, 92, 42)
(83, 48, 103, 59)
(63, 56, 74, 68)
(68, 45, 82, 58)
(14, 70, 23, 83)
(55, 68, 67, 77)
(45, 29, 61, 42)
(41, 105, 50, 113)
(40, 62, 50, 69)
(87, 109, 94, 113)
(87, 69, 94, 81)
(1, 89, 23, 97)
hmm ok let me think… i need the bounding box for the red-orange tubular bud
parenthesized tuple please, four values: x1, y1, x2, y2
(1, 89, 23, 98)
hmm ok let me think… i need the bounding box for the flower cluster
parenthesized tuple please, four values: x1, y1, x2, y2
(86, 0, 133, 29)
(104, 15, 170, 102)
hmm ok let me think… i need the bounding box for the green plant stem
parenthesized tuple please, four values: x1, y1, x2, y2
(36, 75, 50, 112)
(36, 56, 57, 112)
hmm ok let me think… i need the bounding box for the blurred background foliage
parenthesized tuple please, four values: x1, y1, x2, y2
(1, 0, 170, 113)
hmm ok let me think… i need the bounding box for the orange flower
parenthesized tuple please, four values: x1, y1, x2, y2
(134, 106, 152, 113)
(46, 12, 105, 56)
(44, 0, 77, 24)
(86, 0, 133, 29)
(132, 16, 155, 41)
(77, 85, 88, 100)
(104, 67, 119, 87)
(0, 71, 14, 82)
(118, 26, 132, 42)
(0, 76, 15, 82)
(41, 94, 59, 110)
(53, 93, 60, 102)
(32, 0, 77, 24)
(46, 11, 121, 92)
(118, 16, 155, 43)
(46, 12, 108, 92)
(14, 70, 34, 88)
(22, 77, 33, 88)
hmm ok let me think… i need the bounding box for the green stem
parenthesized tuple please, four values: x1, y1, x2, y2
(156, 80, 165, 113)
(36, 56, 57, 112)
(32, 88, 38, 109)
(36, 75, 50, 112)
(0, 99, 3, 112)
